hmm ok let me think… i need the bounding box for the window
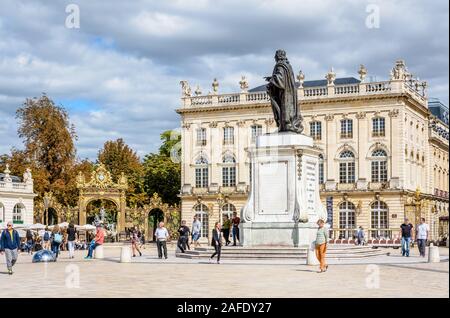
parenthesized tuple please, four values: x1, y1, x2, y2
(372, 117, 386, 137)
(339, 151, 355, 183)
(223, 127, 234, 145)
(196, 128, 207, 146)
(371, 149, 388, 182)
(194, 204, 209, 238)
(222, 154, 236, 187)
(371, 201, 389, 238)
(13, 203, 24, 224)
(195, 156, 208, 188)
(318, 154, 324, 184)
(251, 125, 263, 142)
(340, 119, 353, 139)
(310, 121, 322, 140)
(339, 201, 356, 239)
(0, 202, 4, 223)
(221, 203, 236, 221)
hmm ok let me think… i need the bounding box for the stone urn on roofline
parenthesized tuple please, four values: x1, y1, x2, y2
(241, 49, 327, 247)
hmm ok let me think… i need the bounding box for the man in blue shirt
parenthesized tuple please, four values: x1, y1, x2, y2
(0, 222, 21, 275)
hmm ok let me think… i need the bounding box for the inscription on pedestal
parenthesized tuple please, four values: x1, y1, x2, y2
(305, 161, 317, 212)
(258, 161, 288, 214)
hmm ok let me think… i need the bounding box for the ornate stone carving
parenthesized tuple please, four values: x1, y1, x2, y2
(239, 76, 249, 92)
(209, 121, 218, 128)
(388, 109, 399, 117)
(358, 64, 367, 82)
(325, 67, 336, 85)
(297, 70, 305, 88)
(180, 80, 191, 97)
(212, 78, 219, 94)
(324, 114, 334, 121)
(356, 111, 366, 119)
(181, 122, 191, 130)
(23, 168, 33, 183)
(236, 120, 246, 127)
(194, 85, 202, 96)
(264, 118, 275, 126)
(390, 60, 409, 80)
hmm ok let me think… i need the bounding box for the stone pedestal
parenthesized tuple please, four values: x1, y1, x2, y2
(428, 244, 440, 263)
(120, 246, 132, 263)
(241, 133, 327, 247)
(94, 245, 104, 259)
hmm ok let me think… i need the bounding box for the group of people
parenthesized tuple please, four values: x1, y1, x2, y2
(400, 217, 430, 258)
(173, 212, 242, 265)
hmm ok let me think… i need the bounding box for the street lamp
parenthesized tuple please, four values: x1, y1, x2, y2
(43, 192, 51, 226)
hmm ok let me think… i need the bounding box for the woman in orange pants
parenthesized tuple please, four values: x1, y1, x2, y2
(315, 219, 329, 273)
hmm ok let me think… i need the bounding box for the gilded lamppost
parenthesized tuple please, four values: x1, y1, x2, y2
(43, 192, 53, 225)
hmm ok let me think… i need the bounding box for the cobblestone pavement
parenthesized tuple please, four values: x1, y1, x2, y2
(0, 244, 448, 298)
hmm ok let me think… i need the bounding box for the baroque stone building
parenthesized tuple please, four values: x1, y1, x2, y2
(177, 61, 449, 243)
(0, 165, 36, 226)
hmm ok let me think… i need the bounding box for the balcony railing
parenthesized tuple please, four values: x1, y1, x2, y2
(181, 79, 428, 110)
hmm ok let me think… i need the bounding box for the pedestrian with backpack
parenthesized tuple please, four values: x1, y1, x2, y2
(51, 225, 63, 259)
(43, 227, 51, 250)
(0, 222, 21, 275)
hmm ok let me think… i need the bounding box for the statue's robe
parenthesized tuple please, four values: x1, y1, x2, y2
(267, 60, 302, 133)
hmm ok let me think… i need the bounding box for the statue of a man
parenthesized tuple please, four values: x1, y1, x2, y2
(265, 50, 303, 133)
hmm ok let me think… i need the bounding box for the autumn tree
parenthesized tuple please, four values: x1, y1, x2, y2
(97, 138, 145, 207)
(7, 94, 78, 205)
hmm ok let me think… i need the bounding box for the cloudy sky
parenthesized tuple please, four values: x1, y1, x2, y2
(0, 0, 448, 160)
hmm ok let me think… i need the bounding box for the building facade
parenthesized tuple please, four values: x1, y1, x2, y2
(0, 165, 36, 226)
(177, 61, 449, 243)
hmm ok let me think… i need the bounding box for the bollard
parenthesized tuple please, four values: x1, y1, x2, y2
(94, 245, 104, 259)
(428, 243, 440, 263)
(307, 241, 319, 265)
(120, 246, 132, 263)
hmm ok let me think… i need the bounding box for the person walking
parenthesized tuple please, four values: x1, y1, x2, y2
(222, 215, 231, 246)
(356, 226, 365, 246)
(25, 229, 34, 255)
(231, 211, 240, 246)
(155, 222, 169, 259)
(131, 228, 142, 257)
(400, 218, 414, 257)
(210, 222, 222, 264)
(43, 226, 51, 250)
(192, 216, 202, 248)
(84, 224, 105, 259)
(0, 222, 21, 275)
(177, 220, 190, 253)
(416, 218, 429, 257)
(67, 223, 77, 259)
(51, 225, 63, 259)
(315, 219, 329, 273)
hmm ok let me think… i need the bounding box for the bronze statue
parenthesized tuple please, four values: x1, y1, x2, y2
(265, 50, 303, 133)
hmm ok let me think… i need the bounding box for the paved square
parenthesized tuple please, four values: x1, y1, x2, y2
(0, 244, 448, 298)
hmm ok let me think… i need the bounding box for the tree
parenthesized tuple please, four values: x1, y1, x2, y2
(142, 130, 181, 205)
(142, 154, 181, 206)
(97, 138, 145, 207)
(12, 94, 77, 205)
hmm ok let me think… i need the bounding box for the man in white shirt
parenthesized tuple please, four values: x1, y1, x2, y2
(416, 218, 429, 257)
(192, 216, 202, 248)
(155, 222, 169, 259)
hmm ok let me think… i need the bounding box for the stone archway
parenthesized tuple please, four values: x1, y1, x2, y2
(76, 163, 128, 233)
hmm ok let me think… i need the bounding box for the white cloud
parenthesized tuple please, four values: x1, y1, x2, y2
(0, 0, 447, 160)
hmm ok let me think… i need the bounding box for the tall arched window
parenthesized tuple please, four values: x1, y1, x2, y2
(371, 149, 388, 182)
(222, 154, 236, 187)
(221, 203, 236, 221)
(371, 201, 389, 239)
(195, 156, 209, 188)
(13, 203, 25, 224)
(194, 204, 209, 238)
(339, 150, 355, 183)
(339, 201, 356, 239)
(318, 154, 324, 184)
(0, 202, 4, 223)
